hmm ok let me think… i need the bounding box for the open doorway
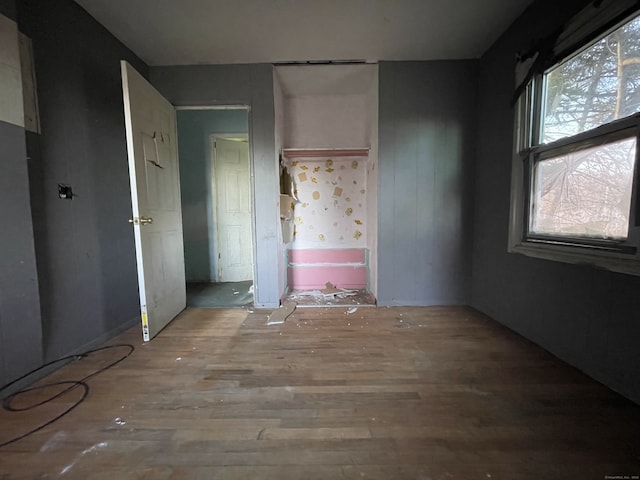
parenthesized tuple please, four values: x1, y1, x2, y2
(175, 108, 254, 307)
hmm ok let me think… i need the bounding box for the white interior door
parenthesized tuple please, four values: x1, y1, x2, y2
(121, 61, 186, 341)
(214, 137, 253, 282)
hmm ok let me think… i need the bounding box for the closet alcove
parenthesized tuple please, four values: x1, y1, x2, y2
(274, 64, 378, 303)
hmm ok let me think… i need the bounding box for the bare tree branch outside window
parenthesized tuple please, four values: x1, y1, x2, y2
(531, 15, 640, 240)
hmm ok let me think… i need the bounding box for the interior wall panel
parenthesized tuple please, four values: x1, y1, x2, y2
(378, 61, 477, 305)
(273, 68, 287, 297)
(17, 0, 146, 361)
(0, 4, 41, 392)
(0, 119, 42, 391)
(0, 0, 16, 18)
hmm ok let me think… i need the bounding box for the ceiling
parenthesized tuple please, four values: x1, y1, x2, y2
(73, 0, 534, 66)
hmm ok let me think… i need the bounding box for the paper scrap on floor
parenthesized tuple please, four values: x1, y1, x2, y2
(267, 300, 296, 325)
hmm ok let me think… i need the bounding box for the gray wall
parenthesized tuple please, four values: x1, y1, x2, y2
(150, 65, 282, 308)
(0, 118, 43, 389)
(17, 0, 147, 362)
(272, 70, 288, 296)
(0, 0, 15, 18)
(177, 109, 248, 282)
(0, 0, 42, 391)
(472, 0, 640, 404)
(378, 61, 477, 305)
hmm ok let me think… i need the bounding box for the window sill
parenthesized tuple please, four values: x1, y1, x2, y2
(508, 240, 640, 276)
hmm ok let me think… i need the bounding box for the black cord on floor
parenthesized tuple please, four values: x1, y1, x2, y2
(0, 344, 134, 448)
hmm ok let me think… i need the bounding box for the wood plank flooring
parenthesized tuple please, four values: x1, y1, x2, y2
(1, 306, 639, 479)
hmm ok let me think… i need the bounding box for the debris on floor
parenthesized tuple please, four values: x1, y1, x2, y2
(320, 282, 358, 298)
(285, 286, 376, 308)
(346, 307, 358, 315)
(267, 300, 297, 325)
(289, 282, 358, 300)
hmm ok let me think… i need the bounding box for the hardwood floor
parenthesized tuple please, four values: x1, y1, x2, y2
(1, 306, 639, 479)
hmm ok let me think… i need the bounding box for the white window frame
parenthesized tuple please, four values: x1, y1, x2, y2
(509, 9, 640, 276)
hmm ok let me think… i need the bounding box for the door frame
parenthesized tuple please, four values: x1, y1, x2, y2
(210, 133, 252, 282)
(174, 105, 256, 287)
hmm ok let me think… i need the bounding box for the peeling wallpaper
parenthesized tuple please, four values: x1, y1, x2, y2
(286, 155, 368, 249)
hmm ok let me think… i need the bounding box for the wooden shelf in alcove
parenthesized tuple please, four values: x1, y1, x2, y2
(282, 147, 370, 159)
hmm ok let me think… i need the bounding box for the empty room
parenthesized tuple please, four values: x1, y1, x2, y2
(1, 0, 639, 478)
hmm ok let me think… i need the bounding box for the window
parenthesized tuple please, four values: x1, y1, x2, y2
(510, 9, 640, 275)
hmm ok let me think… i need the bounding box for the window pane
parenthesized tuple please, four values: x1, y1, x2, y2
(542, 15, 640, 143)
(530, 137, 636, 239)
